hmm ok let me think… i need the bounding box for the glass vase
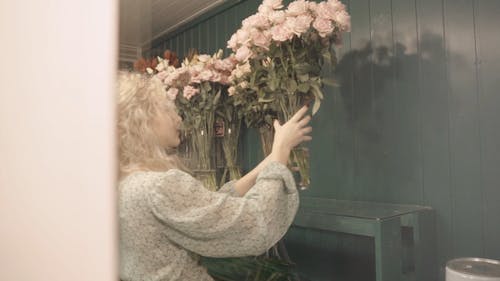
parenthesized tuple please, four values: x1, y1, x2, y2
(258, 125, 274, 157)
(220, 120, 242, 186)
(290, 145, 310, 190)
(259, 125, 310, 190)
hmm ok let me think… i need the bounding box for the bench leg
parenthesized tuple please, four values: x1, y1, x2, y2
(414, 210, 437, 281)
(375, 218, 403, 281)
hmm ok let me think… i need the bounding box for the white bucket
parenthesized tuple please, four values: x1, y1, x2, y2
(446, 258, 500, 281)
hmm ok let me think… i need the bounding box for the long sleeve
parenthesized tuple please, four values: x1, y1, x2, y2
(216, 180, 239, 197)
(146, 161, 299, 258)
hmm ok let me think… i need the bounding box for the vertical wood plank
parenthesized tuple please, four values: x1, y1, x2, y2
(392, 0, 424, 205)
(444, 0, 484, 258)
(200, 21, 209, 54)
(207, 17, 216, 54)
(348, 0, 371, 201)
(191, 26, 199, 54)
(416, 0, 454, 274)
(368, 0, 396, 203)
(475, 0, 500, 260)
(307, 0, 355, 199)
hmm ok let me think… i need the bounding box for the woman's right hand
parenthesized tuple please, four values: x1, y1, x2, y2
(269, 106, 312, 165)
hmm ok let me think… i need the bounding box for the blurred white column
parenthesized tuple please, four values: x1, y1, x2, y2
(0, 0, 118, 280)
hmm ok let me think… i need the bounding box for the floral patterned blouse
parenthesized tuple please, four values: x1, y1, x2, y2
(118, 161, 299, 281)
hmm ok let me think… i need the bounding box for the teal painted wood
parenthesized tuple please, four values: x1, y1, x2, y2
(348, 0, 371, 202)
(369, 0, 395, 203)
(285, 226, 376, 281)
(215, 11, 225, 52)
(444, 0, 484, 258)
(293, 197, 435, 281)
(316, 0, 356, 201)
(415, 0, 454, 275)
(374, 217, 402, 281)
(200, 22, 209, 54)
(391, 0, 423, 204)
(185, 28, 193, 55)
(210, 17, 217, 54)
(475, 0, 500, 260)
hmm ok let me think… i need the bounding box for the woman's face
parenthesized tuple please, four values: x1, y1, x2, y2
(152, 106, 182, 149)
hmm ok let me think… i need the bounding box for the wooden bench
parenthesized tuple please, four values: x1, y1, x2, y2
(291, 197, 436, 281)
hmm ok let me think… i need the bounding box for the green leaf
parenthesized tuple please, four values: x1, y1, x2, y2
(297, 83, 310, 93)
(297, 73, 309, 82)
(268, 77, 278, 91)
(286, 79, 298, 93)
(264, 114, 274, 125)
(311, 83, 324, 100)
(321, 49, 331, 62)
(293, 62, 312, 74)
(258, 97, 275, 103)
(312, 98, 321, 115)
(213, 90, 221, 106)
(321, 77, 338, 87)
(330, 47, 338, 65)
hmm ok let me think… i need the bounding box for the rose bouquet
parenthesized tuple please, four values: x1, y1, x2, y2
(227, 0, 350, 189)
(156, 50, 237, 190)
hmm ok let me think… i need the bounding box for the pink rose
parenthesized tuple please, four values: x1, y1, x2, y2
(269, 10, 286, 24)
(242, 14, 270, 29)
(235, 46, 252, 62)
(327, 0, 345, 13)
(258, 4, 274, 15)
(335, 10, 351, 32)
(313, 18, 334, 37)
(198, 70, 213, 81)
(271, 23, 294, 42)
(236, 28, 251, 46)
(308, 1, 318, 12)
(227, 33, 238, 50)
(197, 54, 211, 63)
(166, 87, 179, 100)
(190, 73, 201, 84)
(250, 28, 272, 50)
(293, 14, 313, 36)
(286, 0, 309, 17)
(315, 2, 336, 21)
(225, 54, 239, 66)
(231, 61, 252, 80)
(183, 85, 199, 100)
(219, 74, 231, 85)
(262, 0, 283, 10)
(239, 61, 251, 74)
(214, 58, 235, 72)
(210, 72, 222, 83)
(166, 68, 191, 88)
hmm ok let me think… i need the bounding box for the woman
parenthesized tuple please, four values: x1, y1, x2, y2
(117, 72, 312, 281)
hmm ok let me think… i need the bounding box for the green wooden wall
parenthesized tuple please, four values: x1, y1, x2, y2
(150, 0, 500, 279)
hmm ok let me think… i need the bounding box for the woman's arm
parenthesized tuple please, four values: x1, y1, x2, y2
(232, 105, 312, 196)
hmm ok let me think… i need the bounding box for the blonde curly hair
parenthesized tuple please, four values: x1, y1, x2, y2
(117, 71, 186, 179)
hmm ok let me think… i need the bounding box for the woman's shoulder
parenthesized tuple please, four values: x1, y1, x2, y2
(120, 169, 194, 188)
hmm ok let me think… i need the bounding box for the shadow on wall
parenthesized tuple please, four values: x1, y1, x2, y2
(289, 32, 466, 281)
(308, 32, 465, 203)
(334, 32, 462, 133)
